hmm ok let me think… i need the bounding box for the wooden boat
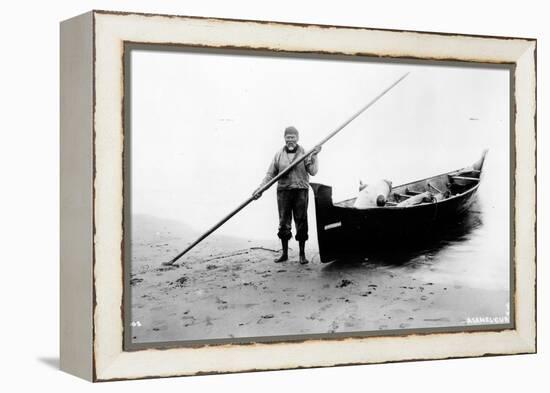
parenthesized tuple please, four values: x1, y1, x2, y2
(310, 151, 488, 263)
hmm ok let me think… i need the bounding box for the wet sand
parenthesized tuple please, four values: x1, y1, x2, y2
(129, 215, 510, 344)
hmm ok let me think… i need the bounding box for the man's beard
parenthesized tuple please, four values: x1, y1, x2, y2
(286, 143, 297, 152)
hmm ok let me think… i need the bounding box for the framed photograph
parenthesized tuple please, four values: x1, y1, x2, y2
(60, 10, 536, 381)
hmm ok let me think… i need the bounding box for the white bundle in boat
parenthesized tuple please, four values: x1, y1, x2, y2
(353, 179, 392, 209)
(396, 191, 434, 207)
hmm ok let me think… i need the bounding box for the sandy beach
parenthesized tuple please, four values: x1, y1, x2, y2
(129, 214, 510, 345)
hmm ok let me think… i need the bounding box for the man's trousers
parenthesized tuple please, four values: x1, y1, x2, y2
(276, 188, 309, 241)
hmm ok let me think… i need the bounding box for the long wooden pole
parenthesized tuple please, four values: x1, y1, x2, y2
(162, 72, 409, 266)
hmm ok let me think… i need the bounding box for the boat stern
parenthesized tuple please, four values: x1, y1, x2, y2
(310, 183, 348, 263)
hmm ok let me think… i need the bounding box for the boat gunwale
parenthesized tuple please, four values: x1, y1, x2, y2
(328, 170, 482, 211)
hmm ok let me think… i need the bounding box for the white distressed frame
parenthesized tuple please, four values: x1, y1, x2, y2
(61, 10, 536, 381)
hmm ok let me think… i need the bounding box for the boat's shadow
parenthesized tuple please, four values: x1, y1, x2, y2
(321, 206, 483, 272)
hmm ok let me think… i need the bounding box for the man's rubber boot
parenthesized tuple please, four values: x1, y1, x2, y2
(275, 239, 288, 263)
(299, 241, 309, 265)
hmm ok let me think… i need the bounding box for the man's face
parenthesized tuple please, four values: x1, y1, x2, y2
(285, 134, 298, 151)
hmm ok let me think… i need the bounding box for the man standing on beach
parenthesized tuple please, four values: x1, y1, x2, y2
(253, 126, 321, 265)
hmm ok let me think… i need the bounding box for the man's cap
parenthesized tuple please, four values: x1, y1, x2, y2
(284, 126, 299, 136)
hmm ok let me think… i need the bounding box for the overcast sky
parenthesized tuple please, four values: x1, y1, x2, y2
(130, 48, 510, 243)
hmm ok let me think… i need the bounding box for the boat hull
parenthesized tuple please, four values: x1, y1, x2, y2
(311, 173, 481, 263)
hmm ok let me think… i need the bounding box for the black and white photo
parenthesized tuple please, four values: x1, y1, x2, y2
(126, 47, 512, 346)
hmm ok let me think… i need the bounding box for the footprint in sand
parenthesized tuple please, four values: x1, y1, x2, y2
(257, 314, 275, 324)
(173, 276, 188, 286)
(181, 315, 196, 327)
(157, 266, 177, 272)
(306, 312, 321, 321)
(423, 317, 451, 322)
(336, 279, 353, 288)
